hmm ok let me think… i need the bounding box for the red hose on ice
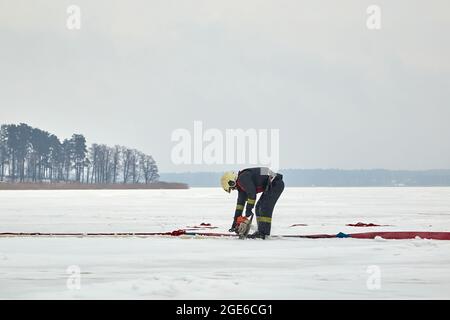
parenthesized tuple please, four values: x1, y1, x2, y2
(348, 231, 450, 240)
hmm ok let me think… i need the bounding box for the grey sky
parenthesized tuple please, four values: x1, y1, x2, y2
(1, 0, 449, 172)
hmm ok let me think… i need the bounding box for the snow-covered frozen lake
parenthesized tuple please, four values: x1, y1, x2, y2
(1, 187, 450, 299)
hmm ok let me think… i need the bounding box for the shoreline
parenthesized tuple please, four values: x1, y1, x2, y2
(0, 182, 189, 190)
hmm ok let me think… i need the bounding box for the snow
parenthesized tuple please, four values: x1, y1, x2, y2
(1, 187, 450, 299)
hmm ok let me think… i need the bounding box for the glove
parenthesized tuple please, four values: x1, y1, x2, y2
(236, 216, 248, 226)
(237, 219, 251, 236)
(229, 216, 247, 234)
(235, 216, 251, 237)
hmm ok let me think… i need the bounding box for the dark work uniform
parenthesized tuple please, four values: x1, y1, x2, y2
(232, 167, 284, 236)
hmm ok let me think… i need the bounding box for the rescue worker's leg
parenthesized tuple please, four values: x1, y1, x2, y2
(256, 193, 271, 236)
(255, 194, 263, 217)
(247, 193, 267, 238)
(256, 176, 285, 236)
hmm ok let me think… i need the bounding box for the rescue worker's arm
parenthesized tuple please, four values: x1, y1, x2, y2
(234, 190, 247, 219)
(237, 171, 256, 216)
(229, 190, 247, 232)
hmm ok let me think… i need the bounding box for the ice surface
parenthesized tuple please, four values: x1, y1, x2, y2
(1, 187, 450, 299)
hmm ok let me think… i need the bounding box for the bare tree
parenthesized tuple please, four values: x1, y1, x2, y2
(121, 147, 132, 184)
(0, 126, 8, 181)
(140, 154, 159, 184)
(112, 145, 121, 184)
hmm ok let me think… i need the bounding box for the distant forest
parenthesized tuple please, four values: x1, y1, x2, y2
(0, 123, 159, 184)
(160, 169, 450, 187)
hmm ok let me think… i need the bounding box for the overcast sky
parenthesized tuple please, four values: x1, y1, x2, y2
(1, 0, 449, 172)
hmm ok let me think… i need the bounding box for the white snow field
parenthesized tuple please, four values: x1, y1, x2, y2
(1, 187, 450, 299)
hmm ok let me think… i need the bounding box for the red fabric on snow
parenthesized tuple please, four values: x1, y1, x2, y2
(347, 222, 389, 227)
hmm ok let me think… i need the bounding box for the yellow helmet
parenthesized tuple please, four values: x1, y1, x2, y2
(220, 171, 238, 193)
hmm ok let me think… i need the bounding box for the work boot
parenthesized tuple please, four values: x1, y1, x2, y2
(247, 230, 267, 240)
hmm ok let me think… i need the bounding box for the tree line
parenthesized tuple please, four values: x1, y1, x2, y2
(0, 123, 159, 184)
